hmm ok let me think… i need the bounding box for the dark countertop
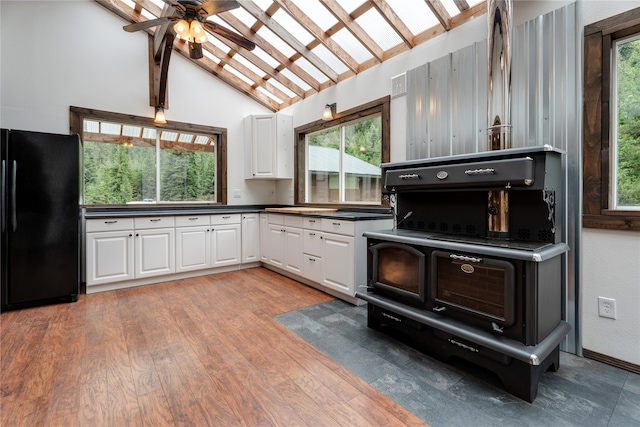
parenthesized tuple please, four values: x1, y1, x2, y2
(84, 205, 393, 221)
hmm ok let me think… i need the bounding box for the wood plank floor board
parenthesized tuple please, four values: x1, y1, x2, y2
(0, 267, 427, 427)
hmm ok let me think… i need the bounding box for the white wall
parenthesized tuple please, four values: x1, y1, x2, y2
(578, 0, 640, 366)
(2, 0, 639, 366)
(0, 0, 274, 206)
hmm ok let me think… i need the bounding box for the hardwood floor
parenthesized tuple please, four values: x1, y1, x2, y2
(0, 268, 427, 427)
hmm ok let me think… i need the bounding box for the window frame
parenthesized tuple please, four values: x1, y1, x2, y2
(70, 106, 227, 205)
(294, 96, 391, 206)
(583, 7, 640, 230)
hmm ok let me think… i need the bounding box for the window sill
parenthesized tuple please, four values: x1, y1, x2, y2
(583, 214, 640, 231)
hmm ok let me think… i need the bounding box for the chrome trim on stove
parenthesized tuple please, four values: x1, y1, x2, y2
(450, 254, 483, 263)
(465, 168, 495, 175)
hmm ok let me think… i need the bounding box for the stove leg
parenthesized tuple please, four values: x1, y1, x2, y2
(498, 346, 560, 403)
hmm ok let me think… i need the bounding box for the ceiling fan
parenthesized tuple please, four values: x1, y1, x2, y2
(123, 0, 256, 122)
(123, 0, 255, 59)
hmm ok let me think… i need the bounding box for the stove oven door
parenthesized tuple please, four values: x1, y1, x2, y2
(368, 241, 427, 307)
(429, 250, 517, 332)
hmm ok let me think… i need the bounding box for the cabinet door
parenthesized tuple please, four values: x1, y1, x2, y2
(322, 233, 355, 295)
(251, 115, 276, 178)
(267, 224, 285, 267)
(211, 224, 241, 267)
(86, 230, 134, 286)
(176, 226, 210, 273)
(284, 226, 303, 274)
(241, 214, 260, 264)
(260, 213, 269, 262)
(135, 228, 175, 279)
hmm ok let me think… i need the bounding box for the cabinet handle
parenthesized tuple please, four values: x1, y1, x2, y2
(308, 219, 316, 223)
(309, 258, 315, 262)
(104, 220, 118, 224)
(222, 216, 231, 219)
(150, 218, 162, 222)
(332, 222, 341, 226)
(309, 232, 316, 236)
(136, 233, 139, 237)
(129, 234, 132, 237)
(188, 217, 199, 220)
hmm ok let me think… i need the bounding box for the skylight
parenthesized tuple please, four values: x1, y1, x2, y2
(98, 0, 487, 111)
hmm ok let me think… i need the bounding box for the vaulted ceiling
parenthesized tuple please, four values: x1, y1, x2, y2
(96, 0, 487, 112)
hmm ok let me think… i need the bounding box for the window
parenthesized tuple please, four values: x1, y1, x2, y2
(295, 97, 390, 205)
(583, 7, 640, 230)
(71, 107, 227, 205)
(612, 34, 640, 209)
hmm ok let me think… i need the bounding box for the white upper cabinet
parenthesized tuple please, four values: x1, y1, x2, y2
(244, 114, 293, 179)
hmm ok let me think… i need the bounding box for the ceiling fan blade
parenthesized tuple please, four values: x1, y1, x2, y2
(202, 21, 255, 51)
(159, 0, 186, 12)
(197, 0, 239, 18)
(123, 16, 176, 33)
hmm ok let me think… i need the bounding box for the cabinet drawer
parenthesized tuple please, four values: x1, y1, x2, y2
(175, 215, 210, 227)
(86, 218, 134, 232)
(322, 218, 355, 236)
(134, 216, 175, 230)
(284, 215, 304, 228)
(302, 217, 322, 230)
(303, 254, 323, 284)
(211, 213, 240, 225)
(303, 230, 323, 257)
(268, 213, 284, 225)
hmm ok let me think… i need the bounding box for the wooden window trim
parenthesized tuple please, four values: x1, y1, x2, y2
(70, 106, 227, 205)
(293, 96, 391, 206)
(583, 7, 640, 231)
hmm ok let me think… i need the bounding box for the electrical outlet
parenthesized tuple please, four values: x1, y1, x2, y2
(233, 189, 241, 199)
(598, 297, 617, 319)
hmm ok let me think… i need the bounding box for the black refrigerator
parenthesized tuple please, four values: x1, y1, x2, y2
(1, 129, 80, 311)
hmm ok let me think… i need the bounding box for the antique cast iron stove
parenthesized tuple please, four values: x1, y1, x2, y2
(356, 145, 570, 402)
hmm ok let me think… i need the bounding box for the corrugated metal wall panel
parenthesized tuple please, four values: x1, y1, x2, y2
(403, 3, 579, 354)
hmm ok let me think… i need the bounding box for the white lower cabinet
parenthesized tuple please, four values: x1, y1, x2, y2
(176, 225, 211, 272)
(133, 217, 175, 279)
(262, 214, 393, 302)
(259, 213, 269, 262)
(283, 226, 303, 274)
(135, 227, 175, 278)
(241, 213, 260, 264)
(86, 229, 134, 286)
(210, 214, 241, 267)
(85, 211, 392, 301)
(321, 232, 354, 295)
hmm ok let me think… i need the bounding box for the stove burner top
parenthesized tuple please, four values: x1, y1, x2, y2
(364, 228, 568, 262)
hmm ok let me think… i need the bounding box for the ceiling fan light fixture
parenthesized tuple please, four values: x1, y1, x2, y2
(190, 20, 208, 43)
(154, 107, 167, 124)
(174, 19, 190, 40)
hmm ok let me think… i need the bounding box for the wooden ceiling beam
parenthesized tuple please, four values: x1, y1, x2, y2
(274, 0, 359, 74)
(424, 0, 452, 31)
(453, 0, 471, 12)
(368, 0, 414, 48)
(218, 11, 321, 92)
(170, 40, 281, 111)
(318, 0, 384, 62)
(241, 0, 339, 83)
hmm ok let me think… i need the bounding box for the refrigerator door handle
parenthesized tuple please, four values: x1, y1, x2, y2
(11, 160, 17, 232)
(1, 160, 5, 233)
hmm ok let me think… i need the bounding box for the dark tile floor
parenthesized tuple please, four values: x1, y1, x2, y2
(275, 299, 640, 427)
